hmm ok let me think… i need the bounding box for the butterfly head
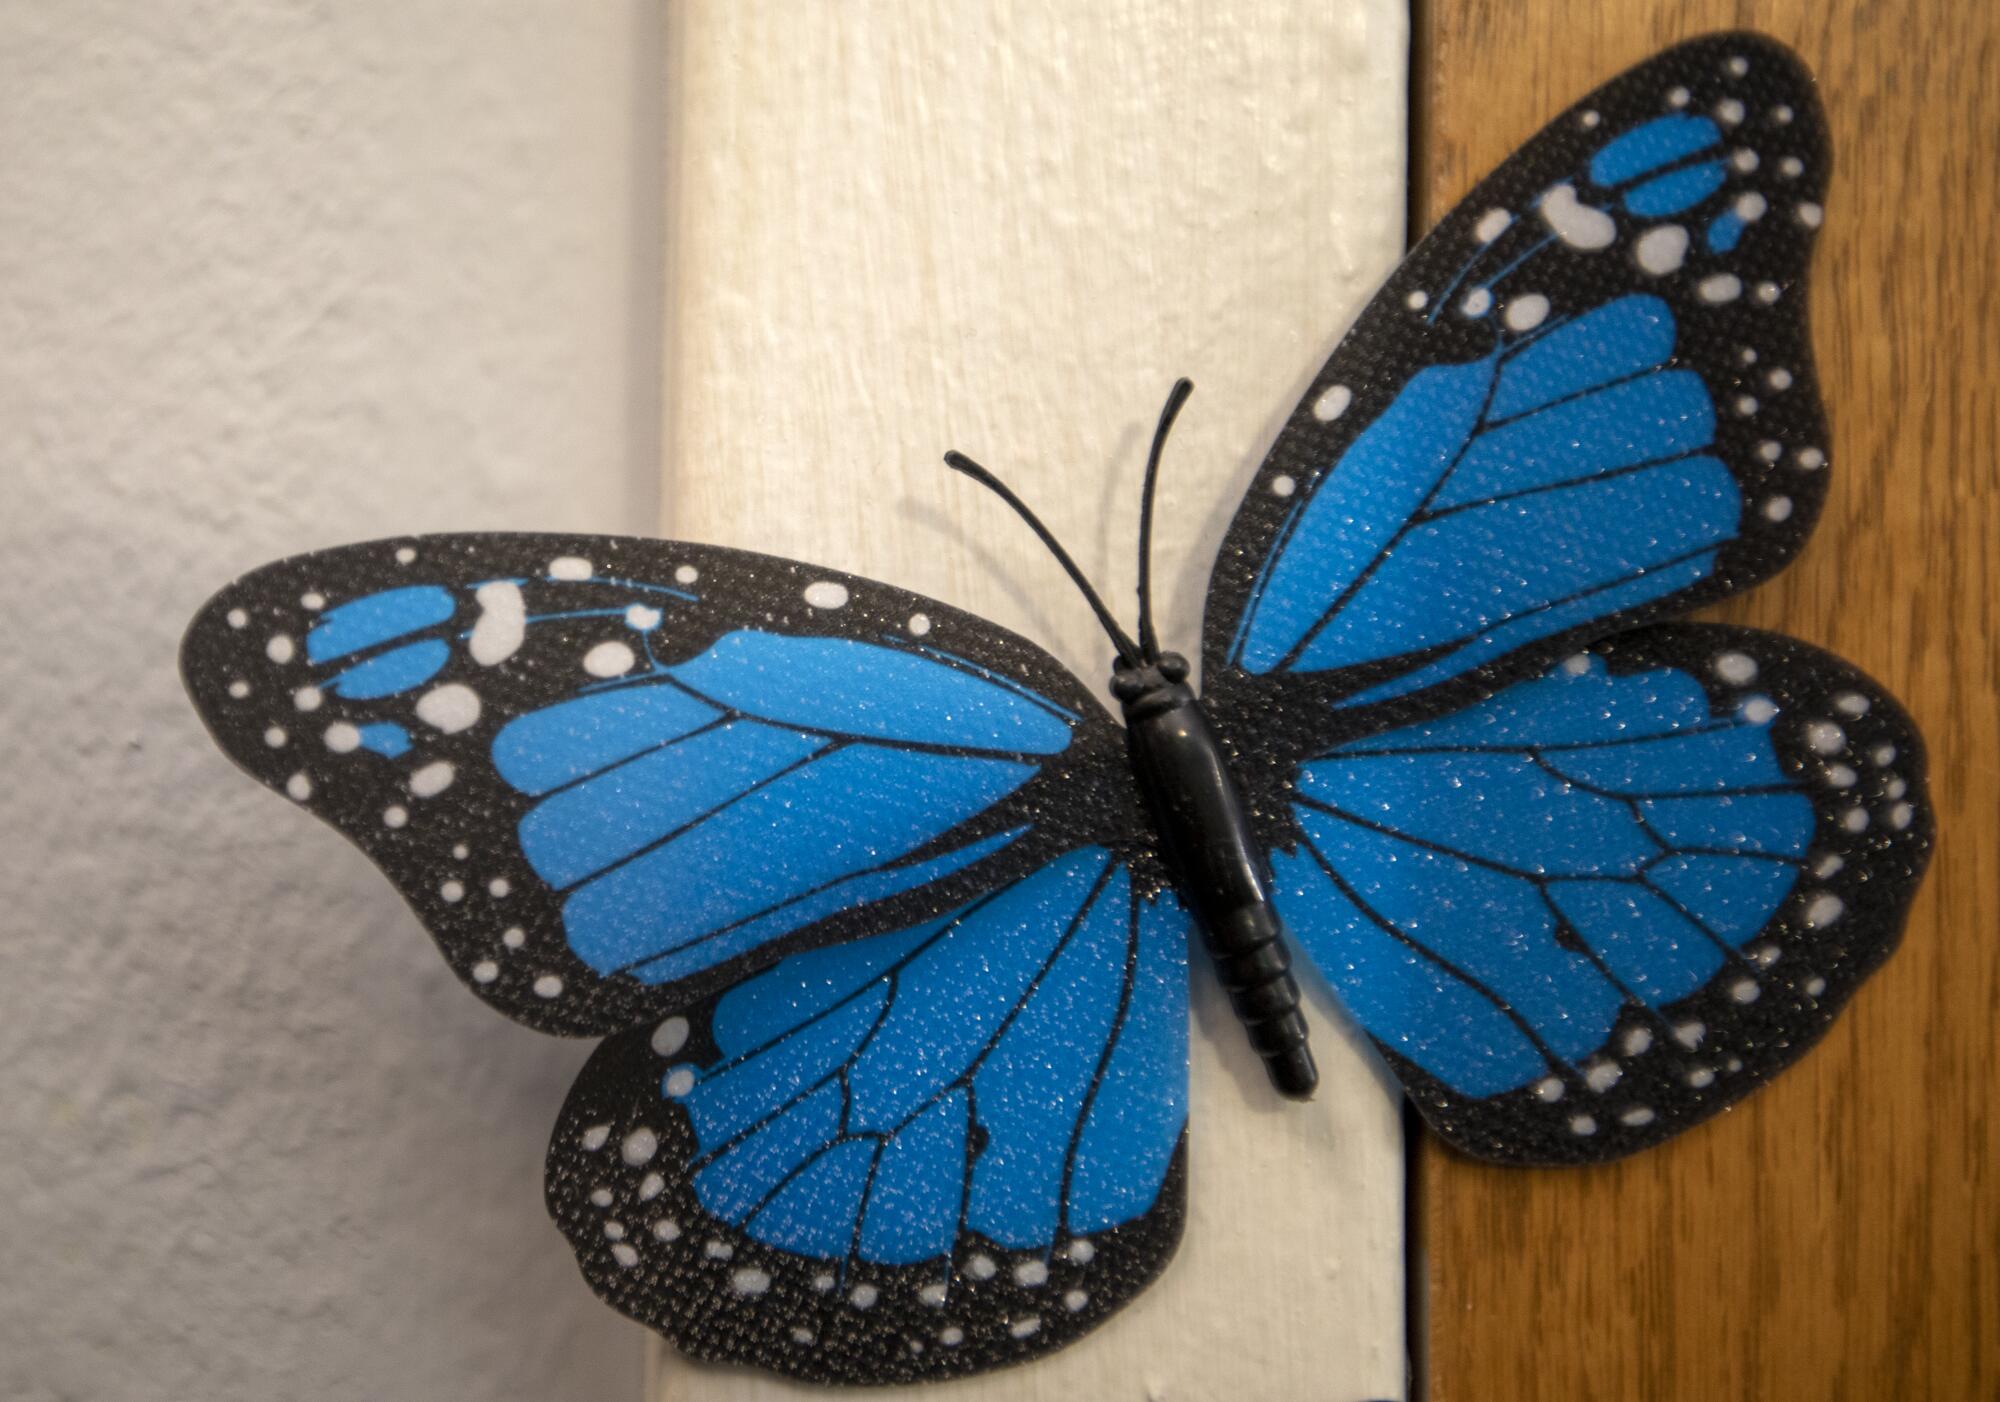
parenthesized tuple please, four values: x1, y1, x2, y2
(1109, 650, 1192, 715)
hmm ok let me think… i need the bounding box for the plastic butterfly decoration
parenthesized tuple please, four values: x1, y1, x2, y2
(183, 35, 1930, 1386)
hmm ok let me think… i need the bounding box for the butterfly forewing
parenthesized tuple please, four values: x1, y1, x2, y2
(180, 533, 1146, 1035)
(1204, 32, 1834, 737)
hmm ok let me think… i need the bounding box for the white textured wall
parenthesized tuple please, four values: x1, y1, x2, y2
(0, 4, 655, 1398)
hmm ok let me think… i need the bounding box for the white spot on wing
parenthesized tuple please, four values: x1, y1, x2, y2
(1504, 294, 1550, 331)
(803, 580, 850, 610)
(548, 556, 593, 581)
(1805, 720, 1845, 755)
(1474, 208, 1513, 242)
(621, 1128, 659, 1166)
(1714, 651, 1757, 684)
(1312, 384, 1353, 422)
(1634, 224, 1689, 275)
(583, 641, 636, 677)
(416, 683, 481, 733)
(410, 760, 455, 797)
(1540, 183, 1615, 249)
(1698, 273, 1744, 304)
(470, 581, 526, 665)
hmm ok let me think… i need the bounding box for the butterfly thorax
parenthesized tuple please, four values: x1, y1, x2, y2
(1113, 651, 1317, 1098)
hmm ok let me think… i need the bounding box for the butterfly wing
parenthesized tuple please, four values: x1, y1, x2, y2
(1271, 624, 1929, 1163)
(1200, 35, 1931, 1162)
(1204, 33, 1833, 731)
(180, 533, 1144, 1035)
(545, 848, 1189, 1384)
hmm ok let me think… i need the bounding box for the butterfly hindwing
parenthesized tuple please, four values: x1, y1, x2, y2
(1205, 33, 1833, 733)
(1270, 623, 1930, 1164)
(546, 850, 1190, 1384)
(180, 533, 1141, 1036)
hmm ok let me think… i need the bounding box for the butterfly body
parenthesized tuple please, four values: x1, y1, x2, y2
(180, 34, 1934, 1386)
(1113, 650, 1316, 1097)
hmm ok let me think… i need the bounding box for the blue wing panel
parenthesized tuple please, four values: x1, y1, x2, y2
(1229, 293, 1741, 696)
(324, 640, 451, 698)
(1588, 114, 1722, 186)
(306, 585, 456, 663)
(1285, 652, 1814, 1099)
(669, 631, 1075, 753)
(1235, 358, 1495, 672)
(557, 741, 1032, 975)
(494, 684, 723, 793)
(660, 850, 1188, 1265)
(495, 629, 1090, 985)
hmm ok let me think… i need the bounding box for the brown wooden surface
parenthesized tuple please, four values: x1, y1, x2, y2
(1410, 3, 1998, 1398)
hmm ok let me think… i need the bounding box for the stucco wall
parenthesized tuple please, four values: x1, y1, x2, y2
(1, 4, 655, 1397)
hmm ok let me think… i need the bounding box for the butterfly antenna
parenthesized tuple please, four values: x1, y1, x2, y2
(1135, 378, 1194, 661)
(943, 449, 1145, 667)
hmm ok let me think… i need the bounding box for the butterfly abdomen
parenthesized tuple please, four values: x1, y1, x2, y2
(1115, 655, 1317, 1099)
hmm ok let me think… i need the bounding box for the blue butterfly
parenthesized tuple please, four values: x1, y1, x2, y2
(181, 34, 1929, 1386)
